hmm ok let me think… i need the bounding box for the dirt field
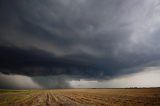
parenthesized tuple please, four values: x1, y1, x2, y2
(0, 88, 160, 106)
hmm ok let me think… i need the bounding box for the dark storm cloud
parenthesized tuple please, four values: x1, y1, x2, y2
(0, 45, 100, 78)
(0, 73, 41, 89)
(1, 0, 160, 84)
(0, 72, 72, 89)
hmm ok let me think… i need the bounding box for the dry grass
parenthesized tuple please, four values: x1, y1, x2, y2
(0, 88, 160, 106)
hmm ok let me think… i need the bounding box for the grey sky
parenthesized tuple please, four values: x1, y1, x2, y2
(0, 0, 160, 88)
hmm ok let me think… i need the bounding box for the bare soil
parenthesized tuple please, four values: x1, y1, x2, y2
(0, 88, 160, 106)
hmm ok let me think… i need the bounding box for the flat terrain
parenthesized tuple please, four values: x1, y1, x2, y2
(0, 88, 160, 106)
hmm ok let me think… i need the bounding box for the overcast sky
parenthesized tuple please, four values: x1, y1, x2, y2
(0, 0, 160, 89)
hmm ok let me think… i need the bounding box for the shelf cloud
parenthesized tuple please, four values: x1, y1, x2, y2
(1, 0, 160, 88)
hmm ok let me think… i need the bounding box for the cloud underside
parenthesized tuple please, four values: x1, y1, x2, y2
(1, 67, 160, 89)
(1, 0, 160, 88)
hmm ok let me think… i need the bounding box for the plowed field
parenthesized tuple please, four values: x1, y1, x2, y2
(0, 88, 160, 106)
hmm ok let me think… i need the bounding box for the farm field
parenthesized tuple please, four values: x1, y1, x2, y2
(0, 88, 160, 106)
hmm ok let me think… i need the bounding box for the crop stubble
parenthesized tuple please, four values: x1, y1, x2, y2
(0, 88, 160, 106)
